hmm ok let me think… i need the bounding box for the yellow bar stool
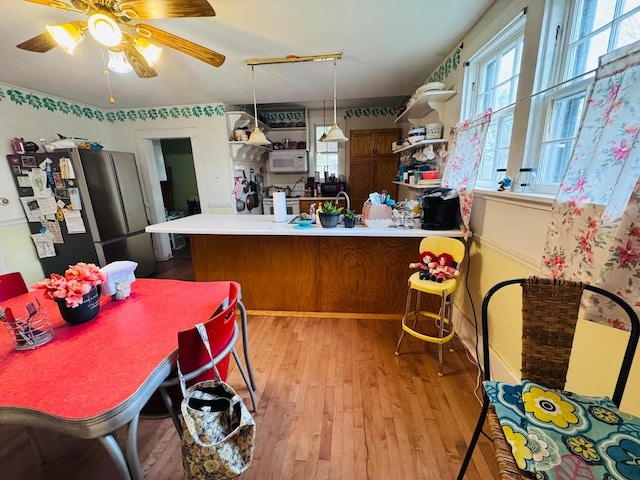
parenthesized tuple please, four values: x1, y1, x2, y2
(395, 236, 466, 376)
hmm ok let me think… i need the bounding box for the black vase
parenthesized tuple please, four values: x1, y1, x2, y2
(344, 217, 356, 228)
(319, 212, 341, 228)
(56, 285, 101, 325)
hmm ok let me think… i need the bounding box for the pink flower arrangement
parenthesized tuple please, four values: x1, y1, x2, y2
(36, 262, 106, 308)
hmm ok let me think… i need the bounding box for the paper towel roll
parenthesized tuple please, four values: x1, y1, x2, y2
(273, 191, 288, 223)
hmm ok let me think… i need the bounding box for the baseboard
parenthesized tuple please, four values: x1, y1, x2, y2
(452, 307, 518, 384)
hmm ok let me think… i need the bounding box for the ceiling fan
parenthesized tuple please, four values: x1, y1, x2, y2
(16, 0, 225, 78)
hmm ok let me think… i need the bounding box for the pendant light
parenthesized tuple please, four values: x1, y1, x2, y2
(321, 57, 348, 143)
(246, 65, 271, 146)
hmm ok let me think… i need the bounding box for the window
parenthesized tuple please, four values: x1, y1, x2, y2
(532, 0, 640, 187)
(315, 125, 339, 176)
(463, 15, 525, 187)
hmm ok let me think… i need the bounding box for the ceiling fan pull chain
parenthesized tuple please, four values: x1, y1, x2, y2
(100, 47, 116, 104)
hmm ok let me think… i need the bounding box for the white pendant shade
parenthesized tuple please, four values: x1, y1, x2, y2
(248, 65, 271, 146)
(247, 127, 270, 145)
(323, 124, 348, 142)
(320, 57, 348, 143)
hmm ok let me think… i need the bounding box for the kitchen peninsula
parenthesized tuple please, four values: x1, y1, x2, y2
(147, 215, 464, 315)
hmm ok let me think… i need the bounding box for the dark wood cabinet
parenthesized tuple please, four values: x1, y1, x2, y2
(350, 129, 401, 157)
(348, 128, 401, 212)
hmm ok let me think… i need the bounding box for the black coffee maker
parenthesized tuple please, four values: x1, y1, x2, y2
(421, 188, 460, 230)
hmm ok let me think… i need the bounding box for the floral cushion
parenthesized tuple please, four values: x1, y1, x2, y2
(485, 380, 640, 480)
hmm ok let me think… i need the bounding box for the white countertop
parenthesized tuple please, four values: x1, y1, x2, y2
(146, 214, 464, 238)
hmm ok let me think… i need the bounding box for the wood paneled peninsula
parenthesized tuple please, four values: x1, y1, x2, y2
(146, 214, 464, 315)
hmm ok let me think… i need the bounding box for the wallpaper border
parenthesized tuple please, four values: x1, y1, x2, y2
(0, 83, 225, 123)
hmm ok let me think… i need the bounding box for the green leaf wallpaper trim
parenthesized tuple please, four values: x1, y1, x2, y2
(345, 107, 399, 118)
(0, 83, 225, 123)
(427, 45, 463, 84)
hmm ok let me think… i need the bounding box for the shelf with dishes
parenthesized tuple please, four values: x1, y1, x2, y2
(392, 138, 448, 154)
(395, 89, 456, 125)
(394, 180, 441, 189)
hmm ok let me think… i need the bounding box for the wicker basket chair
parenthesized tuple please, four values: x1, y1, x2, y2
(456, 277, 640, 479)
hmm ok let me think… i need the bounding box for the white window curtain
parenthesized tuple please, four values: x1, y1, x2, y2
(441, 109, 492, 240)
(540, 40, 640, 331)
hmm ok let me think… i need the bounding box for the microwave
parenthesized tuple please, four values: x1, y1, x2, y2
(268, 150, 308, 173)
(320, 182, 346, 196)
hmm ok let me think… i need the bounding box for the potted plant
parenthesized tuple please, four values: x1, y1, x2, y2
(318, 201, 343, 228)
(35, 262, 106, 325)
(343, 209, 357, 228)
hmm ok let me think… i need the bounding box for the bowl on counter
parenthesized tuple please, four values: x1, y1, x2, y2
(294, 219, 313, 228)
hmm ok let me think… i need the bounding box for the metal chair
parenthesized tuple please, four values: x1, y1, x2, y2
(456, 277, 640, 479)
(0, 272, 29, 302)
(158, 282, 256, 435)
(395, 236, 466, 375)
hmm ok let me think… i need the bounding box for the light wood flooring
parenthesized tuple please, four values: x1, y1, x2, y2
(0, 243, 499, 479)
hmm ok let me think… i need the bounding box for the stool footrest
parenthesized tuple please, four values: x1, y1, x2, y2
(401, 312, 455, 345)
(401, 322, 455, 344)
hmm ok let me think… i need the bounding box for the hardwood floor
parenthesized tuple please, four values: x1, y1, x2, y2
(0, 243, 499, 479)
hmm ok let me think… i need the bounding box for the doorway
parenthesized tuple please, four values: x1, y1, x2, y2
(158, 138, 199, 216)
(134, 127, 204, 261)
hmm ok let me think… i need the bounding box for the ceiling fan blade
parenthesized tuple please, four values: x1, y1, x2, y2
(17, 32, 59, 53)
(121, 43, 158, 78)
(23, 0, 84, 12)
(136, 24, 225, 67)
(119, 0, 215, 19)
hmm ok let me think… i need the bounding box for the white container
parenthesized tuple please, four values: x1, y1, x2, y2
(408, 126, 426, 144)
(425, 123, 443, 140)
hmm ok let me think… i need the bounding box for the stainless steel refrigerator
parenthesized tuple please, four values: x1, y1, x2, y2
(6, 148, 157, 277)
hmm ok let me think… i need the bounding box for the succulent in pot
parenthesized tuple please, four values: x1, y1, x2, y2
(318, 201, 343, 228)
(343, 208, 357, 228)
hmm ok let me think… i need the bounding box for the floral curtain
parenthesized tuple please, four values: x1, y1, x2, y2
(442, 109, 492, 240)
(540, 40, 640, 331)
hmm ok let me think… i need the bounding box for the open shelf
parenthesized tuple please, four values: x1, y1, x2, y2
(392, 138, 448, 154)
(394, 180, 441, 189)
(226, 111, 269, 133)
(229, 142, 270, 162)
(395, 90, 456, 125)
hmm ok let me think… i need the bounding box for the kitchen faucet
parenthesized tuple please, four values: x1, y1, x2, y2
(335, 191, 350, 212)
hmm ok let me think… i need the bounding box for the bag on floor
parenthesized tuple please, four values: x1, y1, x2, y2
(179, 324, 256, 479)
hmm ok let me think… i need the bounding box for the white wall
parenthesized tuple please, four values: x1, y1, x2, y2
(0, 81, 228, 282)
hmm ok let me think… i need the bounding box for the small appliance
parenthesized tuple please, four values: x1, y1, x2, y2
(268, 149, 308, 173)
(421, 188, 460, 230)
(320, 182, 346, 196)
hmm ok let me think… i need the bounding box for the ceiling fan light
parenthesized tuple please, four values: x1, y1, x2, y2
(322, 124, 348, 142)
(133, 36, 162, 67)
(88, 13, 122, 47)
(107, 49, 133, 73)
(46, 23, 84, 54)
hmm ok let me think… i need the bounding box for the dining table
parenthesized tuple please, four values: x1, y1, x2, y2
(0, 278, 237, 479)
